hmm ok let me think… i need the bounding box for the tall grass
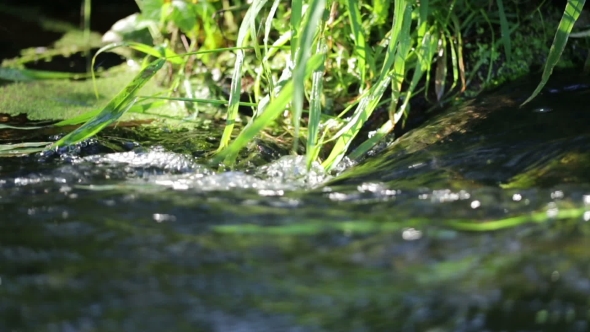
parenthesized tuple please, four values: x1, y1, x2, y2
(6, 0, 584, 171)
(207, 0, 474, 170)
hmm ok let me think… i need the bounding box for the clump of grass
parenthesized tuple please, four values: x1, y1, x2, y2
(3, 0, 586, 171)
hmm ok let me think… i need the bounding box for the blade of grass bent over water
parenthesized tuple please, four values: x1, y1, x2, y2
(521, 0, 585, 106)
(52, 58, 165, 147)
(53, 101, 166, 127)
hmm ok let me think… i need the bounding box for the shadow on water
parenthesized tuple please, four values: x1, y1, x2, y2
(2, 71, 590, 331)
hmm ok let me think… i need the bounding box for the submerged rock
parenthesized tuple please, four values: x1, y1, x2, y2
(331, 71, 590, 189)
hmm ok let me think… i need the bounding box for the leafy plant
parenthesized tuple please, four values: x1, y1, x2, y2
(2, 0, 586, 172)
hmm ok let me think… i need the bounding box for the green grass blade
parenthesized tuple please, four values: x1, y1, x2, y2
(0, 141, 52, 152)
(446, 208, 584, 232)
(379, 1, 408, 75)
(217, 0, 269, 152)
(372, 0, 390, 25)
(322, 0, 413, 171)
(478, 8, 496, 86)
(0, 124, 46, 130)
(93, 42, 183, 65)
(349, 30, 436, 160)
(136, 95, 256, 107)
(417, 0, 429, 39)
(387, 7, 413, 121)
(52, 58, 165, 147)
(306, 40, 326, 169)
(452, 15, 466, 92)
(291, 0, 303, 57)
(0, 143, 51, 156)
(345, 0, 368, 88)
(447, 27, 459, 94)
(264, 0, 281, 55)
(90, 41, 180, 98)
(0, 67, 90, 81)
(291, 0, 326, 153)
(434, 35, 448, 102)
(496, 0, 511, 61)
(83, 0, 92, 73)
(259, 0, 282, 97)
(53, 101, 166, 126)
(212, 54, 324, 165)
(214, 81, 294, 165)
(521, 0, 585, 106)
(348, 120, 395, 160)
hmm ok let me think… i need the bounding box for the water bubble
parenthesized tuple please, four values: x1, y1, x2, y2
(402, 228, 422, 241)
(153, 214, 177, 223)
(551, 190, 564, 199)
(546, 202, 559, 218)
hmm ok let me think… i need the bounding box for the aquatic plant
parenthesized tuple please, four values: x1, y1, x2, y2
(0, 0, 586, 170)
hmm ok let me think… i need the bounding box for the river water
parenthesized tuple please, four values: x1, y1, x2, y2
(2, 76, 590, 331)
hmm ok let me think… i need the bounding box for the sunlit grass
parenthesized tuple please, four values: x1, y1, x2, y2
(0, 0, 585, 172)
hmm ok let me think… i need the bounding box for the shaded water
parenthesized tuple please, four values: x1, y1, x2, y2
(3, 76, 590, 331)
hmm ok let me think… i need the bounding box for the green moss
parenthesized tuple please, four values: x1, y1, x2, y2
(502, 152, 590, 189)
(0, 67, 149, 120)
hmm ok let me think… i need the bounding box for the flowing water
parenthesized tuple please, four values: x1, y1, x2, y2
(2, 74, 590, 331)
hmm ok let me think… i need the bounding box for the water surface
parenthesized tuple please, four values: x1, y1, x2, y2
(2, 76, 590, 331)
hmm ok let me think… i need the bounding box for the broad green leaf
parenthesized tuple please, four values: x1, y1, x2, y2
(136, 0, 164, 21)
(170, 0, 198, 33)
